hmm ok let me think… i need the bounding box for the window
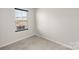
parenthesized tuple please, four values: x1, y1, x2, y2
(15, 8, 28, 32)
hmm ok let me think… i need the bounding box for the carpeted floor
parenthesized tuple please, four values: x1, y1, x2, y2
(0, 35, 71, 50)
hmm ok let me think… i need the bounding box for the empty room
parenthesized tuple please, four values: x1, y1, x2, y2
(0, 8, 79, 50)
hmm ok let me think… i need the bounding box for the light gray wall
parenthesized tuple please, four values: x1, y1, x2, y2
(0, 8, 35, 47)
(36, 8, 79, 49)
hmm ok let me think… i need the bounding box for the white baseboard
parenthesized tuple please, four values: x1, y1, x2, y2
(36, 34, 75, 50)
(0, 34, 35, 48)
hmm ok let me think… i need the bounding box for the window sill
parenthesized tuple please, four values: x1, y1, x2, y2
(15, 28, 28, 32)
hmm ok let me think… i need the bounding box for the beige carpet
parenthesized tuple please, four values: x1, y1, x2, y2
(0, 35, 71, 50)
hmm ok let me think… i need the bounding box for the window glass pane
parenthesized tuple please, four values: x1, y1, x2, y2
(15, 8, 28, 32)
(16, 10, 22, 18)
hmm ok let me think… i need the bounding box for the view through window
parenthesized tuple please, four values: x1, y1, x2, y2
(15, 8, 28, 32)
